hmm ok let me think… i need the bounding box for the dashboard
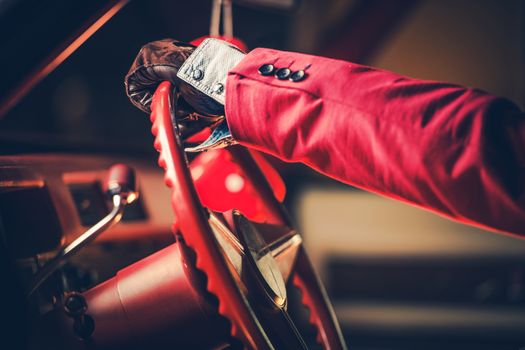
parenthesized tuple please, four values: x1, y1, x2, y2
(0, 154, 176, 315)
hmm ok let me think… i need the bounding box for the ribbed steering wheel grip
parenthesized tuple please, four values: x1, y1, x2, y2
(125, 39, 223, 117)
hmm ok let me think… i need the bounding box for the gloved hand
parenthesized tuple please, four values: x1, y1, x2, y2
(125, 39, 224, 138)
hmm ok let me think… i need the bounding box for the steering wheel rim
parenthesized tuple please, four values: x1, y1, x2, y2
(149, 81, 347, 349)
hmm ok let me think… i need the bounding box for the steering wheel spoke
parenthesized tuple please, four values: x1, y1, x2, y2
(208, 211, 302, 286)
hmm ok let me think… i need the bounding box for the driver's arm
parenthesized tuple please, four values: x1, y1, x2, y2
(129, 38, 525, 237)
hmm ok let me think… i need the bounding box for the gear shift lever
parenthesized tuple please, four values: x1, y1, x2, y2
(27, 164, 138, 296)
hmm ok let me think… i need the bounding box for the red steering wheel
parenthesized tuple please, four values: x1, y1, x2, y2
(149, 81, 346, 349)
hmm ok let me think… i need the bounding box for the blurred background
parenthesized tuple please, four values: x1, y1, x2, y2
(1, 0, 525, 349)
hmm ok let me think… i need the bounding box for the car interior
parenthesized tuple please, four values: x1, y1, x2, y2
(1, 0, 525, 349)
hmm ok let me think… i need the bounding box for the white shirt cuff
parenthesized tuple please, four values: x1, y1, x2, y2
(177, 38, 246, 105)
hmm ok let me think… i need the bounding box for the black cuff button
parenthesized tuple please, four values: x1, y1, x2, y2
(290, 70, 306, 82)
(275, 68, 291, 80)
(258, 64, 275, 76)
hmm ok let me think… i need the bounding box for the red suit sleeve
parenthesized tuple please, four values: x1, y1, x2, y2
(224, 48, 525, 237)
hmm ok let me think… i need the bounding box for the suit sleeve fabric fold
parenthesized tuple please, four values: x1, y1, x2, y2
(224, 48, 525, 236)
